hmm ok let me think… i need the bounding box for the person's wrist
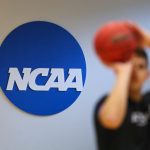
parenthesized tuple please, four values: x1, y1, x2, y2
(117, 71, 130, 78)
(116, 72, 131, 89)
(116, 64, 132, 76)
(116, 66, 132, 80)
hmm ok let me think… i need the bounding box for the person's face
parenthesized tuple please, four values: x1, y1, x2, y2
(129, 55, 149, 93)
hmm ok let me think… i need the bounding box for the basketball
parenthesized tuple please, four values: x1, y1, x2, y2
(94, 21, 139, 63)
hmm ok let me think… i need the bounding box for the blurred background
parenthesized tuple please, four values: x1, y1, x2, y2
(0, 0, 150, 150)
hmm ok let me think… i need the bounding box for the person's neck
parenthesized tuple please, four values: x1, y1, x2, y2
(129, 90, 142, 103)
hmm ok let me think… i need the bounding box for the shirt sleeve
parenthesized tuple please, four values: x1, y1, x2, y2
(94, 95, 108, 124)
(144, 92, 150, 107)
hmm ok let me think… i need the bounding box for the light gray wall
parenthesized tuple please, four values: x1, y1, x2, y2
(0, 0, 150, 150)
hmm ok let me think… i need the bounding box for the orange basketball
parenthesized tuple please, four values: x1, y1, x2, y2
(94, 21, 139, 63)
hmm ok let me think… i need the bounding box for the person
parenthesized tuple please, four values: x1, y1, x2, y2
(94, 23, 150, 150)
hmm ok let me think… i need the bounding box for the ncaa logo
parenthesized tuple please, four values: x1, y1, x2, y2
(0, 21, 86, 116)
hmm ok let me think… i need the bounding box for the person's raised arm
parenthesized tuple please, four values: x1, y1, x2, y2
(98, 62, 133, 129)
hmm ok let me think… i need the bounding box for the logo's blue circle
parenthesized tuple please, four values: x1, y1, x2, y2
(0, 21, 86, 116)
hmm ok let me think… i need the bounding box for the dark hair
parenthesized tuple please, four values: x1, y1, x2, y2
(134, 48, 148, 66)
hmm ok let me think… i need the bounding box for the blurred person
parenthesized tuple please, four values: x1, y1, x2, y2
(94, 24, 150, 150)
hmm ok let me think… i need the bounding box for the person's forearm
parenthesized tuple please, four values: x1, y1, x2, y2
(99, 72, 130, 129)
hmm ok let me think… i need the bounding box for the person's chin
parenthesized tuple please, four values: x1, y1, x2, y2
(129, 83, 140, 92)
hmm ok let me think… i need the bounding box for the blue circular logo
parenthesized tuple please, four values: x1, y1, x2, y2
(0, 21, 86, 116)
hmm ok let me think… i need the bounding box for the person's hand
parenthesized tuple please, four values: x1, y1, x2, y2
(106, 61, 133, 77)
(125, 21, 150, 47)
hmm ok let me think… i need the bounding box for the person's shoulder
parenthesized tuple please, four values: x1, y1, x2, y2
(144, 91, 150, 98)
(94, 94, 108, 117)
(143, 91, 150, 104)
(144, 91, 150, 96)
(95, 94, 108, 108)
